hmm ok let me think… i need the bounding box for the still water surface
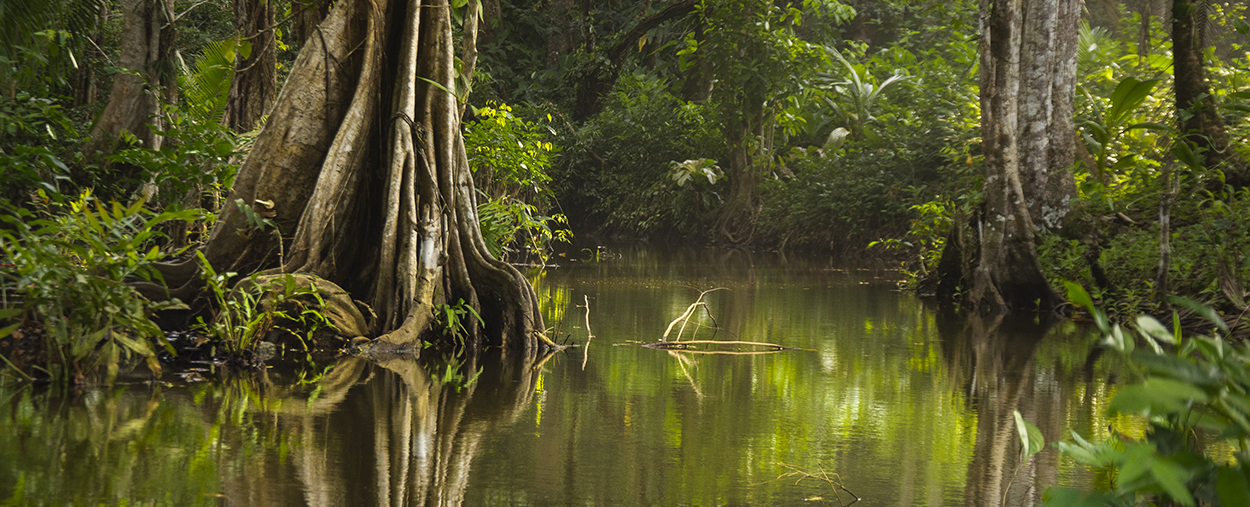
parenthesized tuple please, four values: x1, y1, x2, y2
(0, 247, 1127, 506)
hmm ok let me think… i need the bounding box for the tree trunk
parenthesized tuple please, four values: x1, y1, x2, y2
(223, 0, 277, 132)
(84, 0, 176, 158)
(293, 0, 331, 51)
(712, 121, 761, 244)
(968, 0, 1061, 312)
(191, 0, 547, 351)
(1173, 0, 1243, 184)
(1017, 0, 1077, 233)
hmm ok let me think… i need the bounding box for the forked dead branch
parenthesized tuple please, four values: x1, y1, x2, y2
(648, 287, 798, 354)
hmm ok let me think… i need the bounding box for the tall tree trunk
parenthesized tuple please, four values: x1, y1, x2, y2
(969, 0, 1061, 312)
(713, 120, 761, 244)
(293, 0, 331, 50)
(185, 0, 547, 351)
(223, 0, 277, 132)
(85, 0, 177, 158)
(680, 15, 713, 102)
(1018, 0, 1077, 232)
(1173, 0, 1243, 184)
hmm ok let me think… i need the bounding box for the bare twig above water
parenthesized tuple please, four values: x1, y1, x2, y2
(579, 295, 594, 371)
(662, 287, 727, 342)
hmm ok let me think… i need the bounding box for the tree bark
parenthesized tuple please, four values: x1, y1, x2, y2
(1173, 0, 1243, 184)
(84, 0, 177, 158)
(969, 0, 1061, 312)
(192, 0, 547, 351)
(223, 0, 277, 132)
(1017, 0, 1077, 233)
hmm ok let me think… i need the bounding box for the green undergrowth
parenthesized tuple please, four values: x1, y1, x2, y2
(1022, 283, 1250, 507)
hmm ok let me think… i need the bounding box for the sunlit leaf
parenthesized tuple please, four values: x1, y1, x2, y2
(1013, 410, 1044, 460)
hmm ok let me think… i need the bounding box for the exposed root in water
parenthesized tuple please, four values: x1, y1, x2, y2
(775, 462, 860, 506)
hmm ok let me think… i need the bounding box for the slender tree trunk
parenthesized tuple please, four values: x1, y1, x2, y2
(713, 120, 761, 244)
(1173, 0, 1243, 184)
(185, 0, 547, 351)
(85, 0, 177, 158)
(224, 0, 277, 132)
(969, 0, 1061, 312)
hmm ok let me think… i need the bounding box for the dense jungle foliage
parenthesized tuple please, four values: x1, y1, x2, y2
(0, 0, 1247, 378)
(4, 0, 1250, 503)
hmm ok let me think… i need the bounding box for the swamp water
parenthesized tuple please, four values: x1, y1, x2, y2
(0, 247, 1130, 506)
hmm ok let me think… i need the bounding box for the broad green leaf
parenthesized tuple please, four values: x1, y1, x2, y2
(1055, 441, 1100, 467)
(1039, 488, 1118, 507)
(1125, 122, 1172, 132)
(1014, 410, 1045, 459)
(1150, 457, 1196, 506)
(1132, 352, 1221, 387)
(1106, 77, 1160, 127)
(1136, 315, 1175, 345)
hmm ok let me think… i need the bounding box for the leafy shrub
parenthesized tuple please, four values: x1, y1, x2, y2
(1037, 284, 1250, 507)
(553, 72, 727, 238)
(195, 252, 337, 363)
(106, 103, 242, 210)
(464, 101, 558, 202)
(478, 194, 570, 264)
(0, 92, 84, 201)
(0, 193, 200, 383)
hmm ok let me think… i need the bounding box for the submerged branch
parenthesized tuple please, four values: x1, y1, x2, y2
(645, 340, 799, 354)
(776, 462, 860, 506)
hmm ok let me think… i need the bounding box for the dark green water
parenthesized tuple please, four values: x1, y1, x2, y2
(0, 247, 1129, 506)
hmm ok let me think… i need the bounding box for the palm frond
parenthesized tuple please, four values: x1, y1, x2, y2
(178, 37, 243, 123)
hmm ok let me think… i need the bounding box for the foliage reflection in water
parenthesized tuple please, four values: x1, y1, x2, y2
(0, 247, 1127, 506)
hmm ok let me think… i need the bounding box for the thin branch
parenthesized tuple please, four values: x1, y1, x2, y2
(580, 294, 593, 371)
(662, 287, 727, 341)
(169, 0, 213, 27)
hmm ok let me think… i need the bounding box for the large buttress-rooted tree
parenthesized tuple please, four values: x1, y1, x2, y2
(175, 0, 547, 350)
(968, 0, 1061, 311)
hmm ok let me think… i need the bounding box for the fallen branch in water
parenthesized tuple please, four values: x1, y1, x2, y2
(776, 462, 860, 506)
(662, 287, 726, 342)
(644, 340, 799, 354)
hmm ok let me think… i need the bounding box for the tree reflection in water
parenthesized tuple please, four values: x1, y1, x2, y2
(0, 351, 544, 507)
(941, 313, 1067, 507)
